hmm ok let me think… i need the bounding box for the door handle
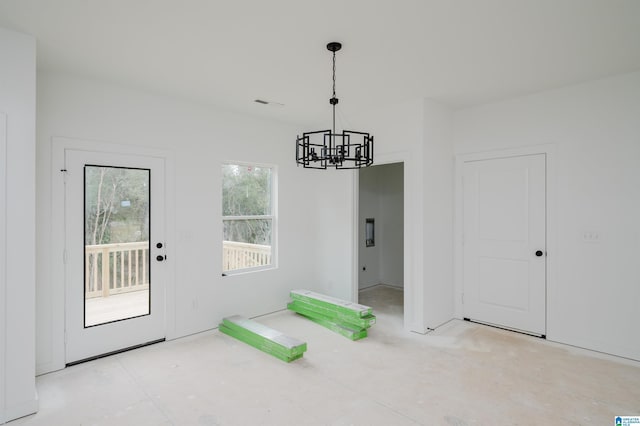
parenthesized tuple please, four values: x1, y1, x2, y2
(535, 250, 544, 257)
(156, 255, 166, 262)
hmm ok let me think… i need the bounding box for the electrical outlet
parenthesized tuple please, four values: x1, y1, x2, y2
(582, 231, 601, 243)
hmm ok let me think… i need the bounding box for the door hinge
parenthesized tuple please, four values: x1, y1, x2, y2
(60, 168, 68, 184)
(63, 249, 68, 264)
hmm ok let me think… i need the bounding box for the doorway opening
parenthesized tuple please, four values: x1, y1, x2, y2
(357, 162, 404, 327)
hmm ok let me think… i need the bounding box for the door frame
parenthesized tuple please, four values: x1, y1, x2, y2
(0, 113, 7, 422)
(454, 144, 557, 333)
(352, 151, 418, 332)
(51, 137, 176, 368)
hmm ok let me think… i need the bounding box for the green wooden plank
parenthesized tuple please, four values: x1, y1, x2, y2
(290, 290, 371, 318)
(219, 315, 307, 362)
(221, 320, 307, 358)
(221, 324, 306, 358)
(220, 325, 303, 362)
(223, 315, 307, 352)
(288, 300, 375, 327)
(219, 324, 296, 359)
(292, 312, 368, 340)
(304, 314, 368, 341)
(220, 325, 304, 362)
(287, 301, 375, 329)
(287, 301, 376, 329)
(290, 289, 372, 318)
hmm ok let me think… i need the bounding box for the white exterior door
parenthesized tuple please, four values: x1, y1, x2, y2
(64, 148, 166, 363)
(463, 154, 546, 335)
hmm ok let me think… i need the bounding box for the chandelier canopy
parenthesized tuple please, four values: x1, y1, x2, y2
(296, 42, 374, 170)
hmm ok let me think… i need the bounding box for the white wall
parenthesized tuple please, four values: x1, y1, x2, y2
(0, 108, 5, 426)
(453, 71, 640, 361)
(36, 71, 352, 374)
(351, 99, 424, 331)
(421, 100, 454, 329)
(378, 163, 404, 288)
(358, 167, 381, 288)
(358, 163, 404, 290)
(351, 98, 454, 332)
(0, 27, 37, 422)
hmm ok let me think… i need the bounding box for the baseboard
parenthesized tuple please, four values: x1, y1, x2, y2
(358, 283, 380, 291)
(36, 360, 65, 376)
(384, 283, 404, 290)
(359, 283, 404, 291)
(3, 394, 38, 423)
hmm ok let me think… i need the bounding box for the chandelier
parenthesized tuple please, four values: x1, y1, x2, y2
(296, 42, 374, 170)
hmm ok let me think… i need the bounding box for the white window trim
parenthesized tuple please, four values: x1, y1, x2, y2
(222, 162, 277, 275)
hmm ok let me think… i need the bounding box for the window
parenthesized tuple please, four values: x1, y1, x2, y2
(222, 163, 276, 273)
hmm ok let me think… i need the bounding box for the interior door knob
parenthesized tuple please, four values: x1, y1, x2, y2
(156, 255, 165, 262)
(535, 250, 544, 257)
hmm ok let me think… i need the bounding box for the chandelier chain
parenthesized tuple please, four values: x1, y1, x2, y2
(332, 51, 337, 98)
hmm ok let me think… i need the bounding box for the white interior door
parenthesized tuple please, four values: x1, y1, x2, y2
(463, 154, 546, 335)
(64, 148, 166, 363)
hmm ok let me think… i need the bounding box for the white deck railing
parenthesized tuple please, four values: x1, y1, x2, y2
(85, 241, 149, 299)
(223, 241, 271, 272)
(85, 240, 271, 298)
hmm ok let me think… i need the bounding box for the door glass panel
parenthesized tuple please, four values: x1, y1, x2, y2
(84, 165, 151, 327)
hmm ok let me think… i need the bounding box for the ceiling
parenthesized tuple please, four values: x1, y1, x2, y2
(1, 0, 640, 127)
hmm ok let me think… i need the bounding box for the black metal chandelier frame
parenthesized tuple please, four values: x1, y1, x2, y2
(296, 42, 374, 170)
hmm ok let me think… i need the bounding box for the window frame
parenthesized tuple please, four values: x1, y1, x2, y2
(221, 161, 277, 275)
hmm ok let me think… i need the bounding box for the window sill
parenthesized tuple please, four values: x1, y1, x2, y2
(222, 265, 277, 277)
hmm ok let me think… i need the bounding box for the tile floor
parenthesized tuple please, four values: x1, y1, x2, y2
(12, 285, 640, 425)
